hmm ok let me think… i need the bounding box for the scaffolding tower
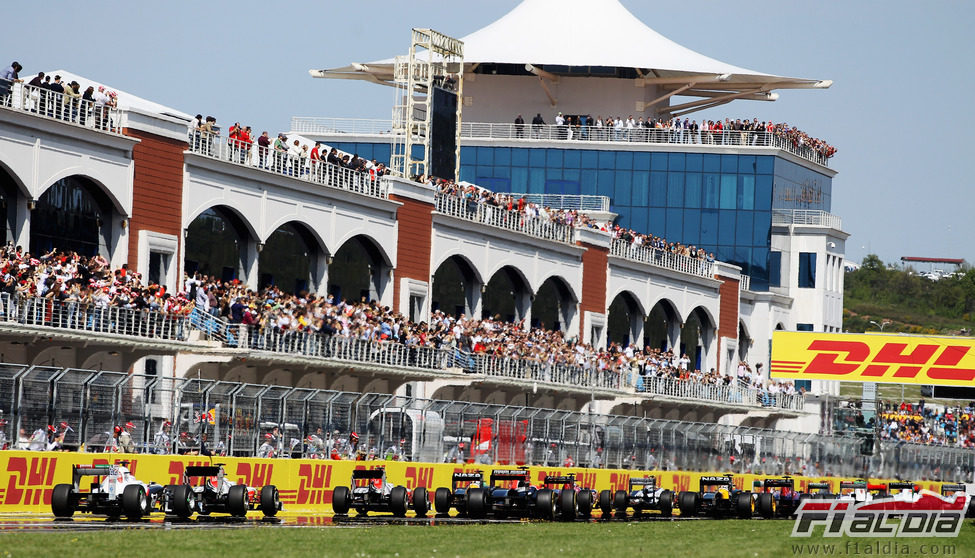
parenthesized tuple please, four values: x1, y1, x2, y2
(390, 28, 464, 180)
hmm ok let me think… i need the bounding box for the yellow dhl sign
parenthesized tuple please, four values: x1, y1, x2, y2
(771, 331, 975, 386)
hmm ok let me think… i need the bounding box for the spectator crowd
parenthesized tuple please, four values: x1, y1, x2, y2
(1, 61, 118, 131)
(879, 400, 975, 448)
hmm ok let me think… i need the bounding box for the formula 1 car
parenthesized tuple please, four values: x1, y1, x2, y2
(601, 476, 673, 518)
(677, 475, 752, 519)
(434, 471, 484, 516)
(540, 474, 596, 520)
(837, 479, 875, 504)
(331, 467, 429, 517)
(465, 468, 557, 520)
(750, 477, 803, 518)
(940, 483, 975, 517)
(806, 481, 835, 499)
(886, 481, 922, 501)
(159, 464, 281, 519)
(51, 462, 157, 520)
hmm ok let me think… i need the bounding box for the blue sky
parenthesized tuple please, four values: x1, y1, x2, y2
(6, 1, 973, 267)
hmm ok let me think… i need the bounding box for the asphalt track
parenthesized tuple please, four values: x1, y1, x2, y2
(0, 511, 704, 531)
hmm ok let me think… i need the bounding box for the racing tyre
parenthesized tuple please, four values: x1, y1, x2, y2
(122, 484, 146, 520)
(228, 484, 248, 517)
(434, 487, 451, 515)
(613, 489, 627, 513)
(757, 493, 774, 519)
(51, 484, 75, 518)
(332, 486, 351, 515)
(535, 489, 556, 520)
(413, 487, 429, 517)
(390, 486, 408, 517)
(678, 491, 699, 517)
(260, 486, 280, 517)
(735, 493, 753, 519)
(659, 489, 673, 517)
(466, 488, 487, 519)
(172, 485, 195, 519)
(598, 490, 613, 516)
(577, 490, 593, 519)
(558, 490, 577, 520)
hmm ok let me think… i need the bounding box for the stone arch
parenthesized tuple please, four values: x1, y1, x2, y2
(531, 275, 578, 334)
(328, 234, 392, 304)
(482, 265, 532, 323)
(645, 298, 681, 351)
(30, 175, 122, 258)
(36, 168, 127, 216)
(681, 305, 718, 373)
(0, 161, 26, 245)
(258, 220, 327, 294)
(184, 204, 258, 283)
(607, 290, 646, 347)
(224, 366, 258, 384)
(431, 254, 484, 318)
(738, 319, 752, 361)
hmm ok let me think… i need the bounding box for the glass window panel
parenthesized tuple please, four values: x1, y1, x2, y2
(756, 175, 773, 211)
(751, 247, 769, 290)
(686, 153, 703, 171)
(649, 208, 666, 236)
(529, 148, 546, 167)
(563, 169, 579, 183)
(700, 209, 718, 245)
(581, 150, 598, 169)
(752, 211, 771, 246)
(650, 173, 667, 206)
(632, 171, 649, 206)
(734, 247, 752, 275)
(721, 154, 738, 173)
(528, 168, 546, 193)
(630, 208, 647, 232)
(546, 168, 562, 181)
(614, 171, 632, 204)
(703, 154, 720, 172)
(736, 211, 753, 245)
(476, 166, 494, 179)
(598, 151, 615, 170)
(719, 209, 736, 244)
(768, 250, 782, 288)
(702, 174, 719, 208)
(720, 175, 737, 209)
(495, 147, 511, 166)
(581, 169, 598, 195)
(668, 152, 685, 171)
(547, 179, 578, 195)
(756, 155, 773, 174)
(616, 151, 633, 169)
(564, 149, 580, 168)
(493, 166, 511, 179)
(512, 148, 529, 166)
(598, 169, 616, 199)
(799, 252, 817, 288)
(682, 208, 701, 245)
(651, 152, 668, 171)
(738, 155, 756, 174)
(461, 146, 476, 165)
(633, 152, 651, 170)
(511, 167, 528, 192)
(666, 208, 682, 241)
(667, 173, 684, 208)
(459, 166, 475, 183)
(738, 175, 755, 210)
(546, 149, 563, 167)
(685, 173, 701, 206)
(477, 146, 494, 166)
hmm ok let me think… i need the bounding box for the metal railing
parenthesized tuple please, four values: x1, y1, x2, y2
(290, 117, 834, 168)
(186, 131, 389, 199)
(740, 274, 751, 292)
(772, 209, 844, 230)
(495, 193, 611, 212)
(464, 353, 623, 391)
(0, 82, 122, 135)
(609, 238, 715, 278)
(435, 192, 575, 244)
(1, 363, 968, 480)
(0, 294, 189, 341)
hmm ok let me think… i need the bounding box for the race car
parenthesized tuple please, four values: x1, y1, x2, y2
(677, 475, 752, 519)
(466, 468, 557, 520)
(539, 474, 596, 520)
(886, 481, 922, 502)
(434, 471, 484, 516)
(806, 481, 835, 499)
(940, 483, 975, 517)
(836, 479, 889, 504)
(601, 476, 673, 518)
(51, 462, 157, 520)
(159, 464, 281, 519)
(331, 467, 429, 517)
(750, 477, 803, 518)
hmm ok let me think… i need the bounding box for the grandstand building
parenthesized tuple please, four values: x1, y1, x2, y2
(0, 0, 844, 436)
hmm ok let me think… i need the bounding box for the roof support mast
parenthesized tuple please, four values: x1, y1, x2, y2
(390, 28, 464, 180)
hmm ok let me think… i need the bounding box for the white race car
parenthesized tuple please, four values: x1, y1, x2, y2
(52, 462, 157, 520)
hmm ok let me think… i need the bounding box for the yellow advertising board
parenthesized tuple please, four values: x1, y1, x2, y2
(771, 331, 975, 386)
(0, 450, 945, 513)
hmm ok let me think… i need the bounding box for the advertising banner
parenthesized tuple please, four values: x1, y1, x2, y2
(771, 331, 975, 386)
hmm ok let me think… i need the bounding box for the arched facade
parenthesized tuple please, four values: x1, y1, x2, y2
(327, 234, 392, 304)
(431, 254, 483, 318)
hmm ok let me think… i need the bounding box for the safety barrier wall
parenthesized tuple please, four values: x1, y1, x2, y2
(0, 451, 948, 513)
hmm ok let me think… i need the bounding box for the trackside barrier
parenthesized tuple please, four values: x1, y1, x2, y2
(0, 451, 948, 513)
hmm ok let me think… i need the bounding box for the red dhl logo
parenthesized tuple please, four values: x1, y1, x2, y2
(296, 463, 332, 505)
(608, 473, 630, 492)
(576, 472, 597, 489)
(670, 473, 691, 493)
(772, 340, 975, 382)
(167, 460, 213, 485)
(405, 466, 434, 490)
(4, 457, 57, 505)
(236, 462, 274, 487)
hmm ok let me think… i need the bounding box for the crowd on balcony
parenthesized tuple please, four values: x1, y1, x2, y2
(612, 225, 715, 263)
(878, 400, 975, 448)
(1, 62, 118, 131)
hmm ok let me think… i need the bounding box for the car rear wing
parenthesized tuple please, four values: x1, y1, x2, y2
(72, 464, 115, 487)
(840, 481, 867, 489)
(630, 477, 657, 489)
(542, 475, 576, 486)
(887, 482, 918, 491)
(491, 469, 531, 484)
(808, 482, 831, 490)
(762, 478, 795, 488)
(451, 472, 483, 486)
(351, 469, 386, 480)
(700, 475, 733, 486)
(941, 484, 966, 494)
(867, 483, 888, 491)
(184, 466, 222, 478)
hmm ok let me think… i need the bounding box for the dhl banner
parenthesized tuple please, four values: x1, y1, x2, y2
(0, 450, 945, 512)
(771, 331, 975, 386)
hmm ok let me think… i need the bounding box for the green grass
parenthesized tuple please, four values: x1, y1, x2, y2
(2, 520, 975, 558)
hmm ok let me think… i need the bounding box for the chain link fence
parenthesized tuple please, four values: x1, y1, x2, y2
(0, 363, 971, 481)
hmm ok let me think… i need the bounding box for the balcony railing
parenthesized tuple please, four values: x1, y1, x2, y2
(435, 192, 575, 244)
(0, 81, 122, 135)
(636, 375, 804, 411)
(609, 238, 714, 278)
(740, 275, 752, 292)
(291, 117, 833, 168)
(186, 131, 389, 199)
(0, 294, 189, 342)
(772, 209, 843, 230)
(464, 353, 623, 391)
(495, 193, 611, 213)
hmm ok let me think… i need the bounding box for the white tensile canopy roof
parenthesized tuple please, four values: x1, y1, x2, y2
(312, 0, 830, 113)
(41, 70, 191, 121)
